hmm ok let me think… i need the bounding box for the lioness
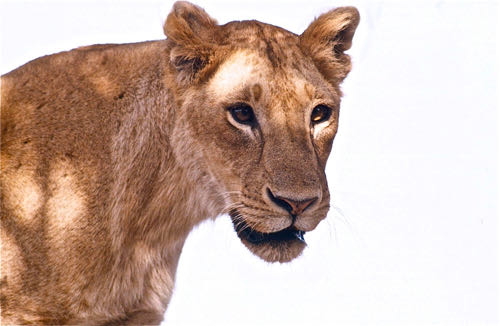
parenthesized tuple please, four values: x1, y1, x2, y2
(0, 1, 359, 324)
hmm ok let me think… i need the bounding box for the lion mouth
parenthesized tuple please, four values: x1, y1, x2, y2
(229, 209, 308, 263)
(237, 223, 305, 244)
(230, 214, 306, 245)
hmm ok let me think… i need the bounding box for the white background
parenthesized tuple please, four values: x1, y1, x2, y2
(1, 0, 498, 325)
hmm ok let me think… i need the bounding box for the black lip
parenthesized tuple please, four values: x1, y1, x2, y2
(230, 211, 306, 245)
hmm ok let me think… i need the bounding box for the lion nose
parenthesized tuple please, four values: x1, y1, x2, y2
(266, 188, 318, 216)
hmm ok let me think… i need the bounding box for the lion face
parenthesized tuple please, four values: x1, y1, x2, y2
(165, 3, 359, 263)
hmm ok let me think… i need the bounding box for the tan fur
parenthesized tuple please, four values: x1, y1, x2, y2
(0, 2, 359, 324)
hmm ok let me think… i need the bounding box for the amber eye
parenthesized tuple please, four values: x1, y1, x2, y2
(311, 105, 332, 124)
(228, 104, 256, 125)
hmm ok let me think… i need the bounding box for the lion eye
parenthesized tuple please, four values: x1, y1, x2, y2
(228, 104, 256, 125)
(311, 105, 332, 124)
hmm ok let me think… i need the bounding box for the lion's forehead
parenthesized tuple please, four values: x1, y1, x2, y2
(207, 50, 261, 98)
(207, 49, 318, 110)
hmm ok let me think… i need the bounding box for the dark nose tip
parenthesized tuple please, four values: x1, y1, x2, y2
(266, 188, 317, 216)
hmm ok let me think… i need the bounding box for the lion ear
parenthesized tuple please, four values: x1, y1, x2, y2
(163, 1, 218, 83)
(300, 7, 360, 85)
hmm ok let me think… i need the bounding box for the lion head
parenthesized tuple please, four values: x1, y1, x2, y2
(164, 2, 359, 263)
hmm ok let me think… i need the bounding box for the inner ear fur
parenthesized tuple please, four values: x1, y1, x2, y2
(163, 1, 218, 83)
(300, 7, 360, 85)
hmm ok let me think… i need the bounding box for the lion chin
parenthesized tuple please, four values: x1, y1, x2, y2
(230, 213, 307, 263)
